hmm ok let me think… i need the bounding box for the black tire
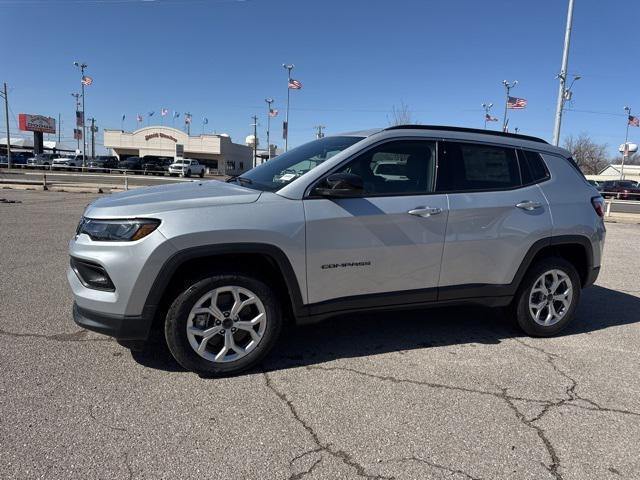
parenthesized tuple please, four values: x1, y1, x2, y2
(199, 170, 205, 178)
(513, 257, 581, 337)
(186, 169, 192, 177)
(165, 273, 283, 376)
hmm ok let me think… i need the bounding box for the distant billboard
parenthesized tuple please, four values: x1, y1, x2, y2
(18, 113, 56, 134)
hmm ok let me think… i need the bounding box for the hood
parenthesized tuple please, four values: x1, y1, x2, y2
(85, 180, 261, 218)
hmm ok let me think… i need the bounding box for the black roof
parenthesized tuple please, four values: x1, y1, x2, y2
(385, 124, 548, 145)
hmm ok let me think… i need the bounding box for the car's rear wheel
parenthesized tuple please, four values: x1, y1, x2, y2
(513, 257, 580, 337)
(186, 169, 192, 177)
(165, 274, 283, 376)
(199, 170, 205, 178)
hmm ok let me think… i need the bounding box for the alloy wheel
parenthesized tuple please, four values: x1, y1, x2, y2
(528, 269, 573, 326)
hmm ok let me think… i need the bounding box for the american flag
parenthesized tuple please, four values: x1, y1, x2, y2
(288, 79, 302, 90)
(269, 108, 278, 117)
(81, 76, 93, 86)
(507, 96, 527, 109)
(629, 115, 640, 127)
(73, 128, 82, 140)
(185, 113, 192, 124)
(161, 108, 168, 116)
(136, 114, 143, 122)
(485, 113, 499, 122)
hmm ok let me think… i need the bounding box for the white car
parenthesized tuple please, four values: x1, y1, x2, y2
(168, 159, 205, 178)
(52, 155, 83, 170)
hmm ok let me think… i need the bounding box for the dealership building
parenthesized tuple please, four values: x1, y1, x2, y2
(103, 126, 254, 176)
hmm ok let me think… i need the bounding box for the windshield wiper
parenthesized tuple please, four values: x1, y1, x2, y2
(234, 176, 253, 185)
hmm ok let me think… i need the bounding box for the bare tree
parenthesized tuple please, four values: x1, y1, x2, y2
(563, 133, 609, 175)
(388, 102, 413, 126)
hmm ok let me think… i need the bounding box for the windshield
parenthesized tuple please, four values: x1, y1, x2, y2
(230, 135, 364, 191)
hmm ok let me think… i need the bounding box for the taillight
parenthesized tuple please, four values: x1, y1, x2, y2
(591, 196, 605, 217)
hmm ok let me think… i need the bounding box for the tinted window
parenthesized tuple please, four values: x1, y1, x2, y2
(520, 150, 550, 184)
(436, 142, 520, 191)
(334, 140, 435, 195)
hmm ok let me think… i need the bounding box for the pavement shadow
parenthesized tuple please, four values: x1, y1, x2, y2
(129, 285, 640, 374)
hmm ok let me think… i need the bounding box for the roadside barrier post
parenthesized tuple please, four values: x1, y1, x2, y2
(124, 171, 129, 191)
(605, 199, 612, 217)
(42, 173, 48, 191)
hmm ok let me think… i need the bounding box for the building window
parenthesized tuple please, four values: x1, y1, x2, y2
(226, 161, 235, 170)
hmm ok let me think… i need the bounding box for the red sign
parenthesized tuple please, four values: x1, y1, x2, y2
(19, 113, 56, 134)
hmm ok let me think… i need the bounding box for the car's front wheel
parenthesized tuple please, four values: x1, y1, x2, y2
(514, 257, 580, 337)
(165, 273, 283, 376)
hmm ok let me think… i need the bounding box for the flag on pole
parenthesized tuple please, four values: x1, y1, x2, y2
(81, 76, 93, 86)
(73, 128, 82, 140)
(282, 121, 288, 140)
(485, 113, 499, 122)
(202, 117, 208, 125)
(173, 111, 180, 118)
(184, 113, 192, 124)
(148, 111, 155, 117)
(161, 108, 168, 117)
(288, 79, 302, 90)
(136, 114, 143, 122)
(507, 96, 527, 109)
(269, 108, 279, 117)
(628, 115, 640, 127)
(122, 114, 126, 121)
(76, 111, 83, 127)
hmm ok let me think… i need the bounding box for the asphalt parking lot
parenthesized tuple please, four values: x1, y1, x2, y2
(1, 189, 639, 480)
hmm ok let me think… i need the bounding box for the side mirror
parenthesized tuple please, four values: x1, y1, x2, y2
(315, 172, 364, 197)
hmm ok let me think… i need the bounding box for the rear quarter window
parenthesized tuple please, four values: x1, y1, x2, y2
(520, 150, 550, 184)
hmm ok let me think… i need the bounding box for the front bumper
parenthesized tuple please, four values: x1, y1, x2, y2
(73, 302, 154, 341)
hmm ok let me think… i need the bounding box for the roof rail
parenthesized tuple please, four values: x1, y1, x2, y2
(384, 124, 548, 144)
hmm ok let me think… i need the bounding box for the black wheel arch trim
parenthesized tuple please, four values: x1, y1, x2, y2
(143, 243, 307, 322)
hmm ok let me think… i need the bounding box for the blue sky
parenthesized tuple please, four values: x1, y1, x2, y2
(2, 0, 639, 155)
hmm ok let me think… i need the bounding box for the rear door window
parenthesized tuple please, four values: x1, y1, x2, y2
(436, 142, 521, 192)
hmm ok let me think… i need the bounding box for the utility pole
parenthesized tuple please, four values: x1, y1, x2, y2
(71, 93, 81, 154)
(89, 117, 96, 159)
(58, 113, 61, 146)
(282, 63, 294, 151)
(73, 61, 88, 167)
(2, 82, 11, 169)
(251, 115, 258, 168)
(621, 106, 632, 180)
(265, 98, 273, 160)
(501, 80, 518, 132)
(553, 0, 576, 146)
(314, 125, 325, 139)
(482, 103, 494, 129)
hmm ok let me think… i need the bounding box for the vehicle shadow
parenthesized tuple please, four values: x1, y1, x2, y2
(130, 285, 640, 374)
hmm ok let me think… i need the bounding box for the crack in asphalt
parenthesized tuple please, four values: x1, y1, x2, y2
(0, 328, 112, 343)
(263, 371, 394, 480)
(387, 456, 482, 480)
(289, 457, 322, 480)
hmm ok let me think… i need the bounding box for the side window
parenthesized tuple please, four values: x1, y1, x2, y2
(436, 142, 520, 191)
(334, 140, 436, 195)
(520, 150, 550, 184)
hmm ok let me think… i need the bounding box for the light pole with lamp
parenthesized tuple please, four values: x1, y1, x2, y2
(265, 97, 274, 160)
(621, 106, 632, 180)
(552, 0, 576, 146)
(501, 80, 518, 132)
(71, 92, 81, 154)
(1, 82, 11, 169)
(482, 103, 493, 129)
(282, 63, 294, 152)
(73, 61, 88, 167)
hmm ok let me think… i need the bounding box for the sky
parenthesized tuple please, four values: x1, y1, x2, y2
(1, 0, 639, 156)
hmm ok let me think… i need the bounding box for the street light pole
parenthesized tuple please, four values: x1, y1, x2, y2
(621, 106, 632, 180)
(482, 102, 493, 130)
(553, 0, 576, 146)
(282, 64, 294, 152)
(265, 98, 273, 160)
(2, 82, 11, 169)
(502, 80, 518, 132)
(74, 61, 88, 167)
(314, 125, 325, 139)
(71, 93, 81, 154)
(251, 115, 258, 169)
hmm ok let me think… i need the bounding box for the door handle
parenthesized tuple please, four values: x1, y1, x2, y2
(408, 206, 442, 217)
(515, 200, 542, 211)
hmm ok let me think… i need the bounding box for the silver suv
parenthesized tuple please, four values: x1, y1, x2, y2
(68, 126, 606, 376)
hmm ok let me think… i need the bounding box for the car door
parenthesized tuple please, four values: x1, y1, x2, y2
(304, 139, 449, 306)
(435, 141, 552, 298)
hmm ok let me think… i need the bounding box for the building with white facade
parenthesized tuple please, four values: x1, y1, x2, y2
(103, 126, 253, 175)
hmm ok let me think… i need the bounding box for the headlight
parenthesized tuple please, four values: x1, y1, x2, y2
(77, 218, 160, 241)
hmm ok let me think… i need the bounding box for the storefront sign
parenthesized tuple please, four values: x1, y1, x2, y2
(18, 113, 56, 134)
(144, 132, 178, 142)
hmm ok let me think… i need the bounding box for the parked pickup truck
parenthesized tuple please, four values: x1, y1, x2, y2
(168, 158, 205, 177)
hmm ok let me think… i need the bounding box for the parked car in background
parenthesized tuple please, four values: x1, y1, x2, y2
(168, 158, 205, 177)
(87, 156, 119, 173)
(52, 154, 83, 170)
(117, 156, 144, 174)
(27, 153, 58, 169)
(142, 157, 173, 175)
(598, 180, 640, 200)
(0, 152, 31, 168)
